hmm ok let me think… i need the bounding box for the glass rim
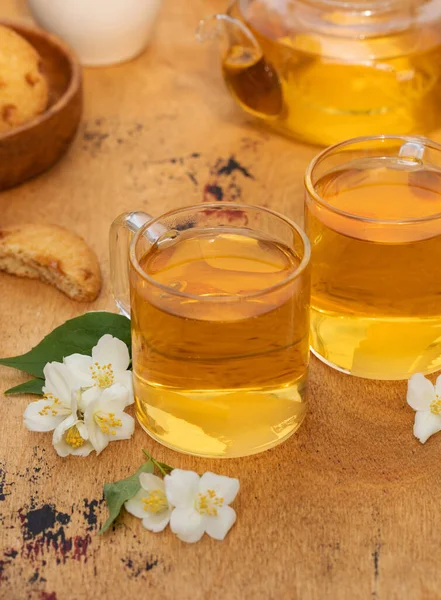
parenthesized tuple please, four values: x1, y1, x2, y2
(129, 202, 311, 302)
(304, 134, 441, 225)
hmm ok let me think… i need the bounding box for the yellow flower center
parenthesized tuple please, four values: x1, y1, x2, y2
(38, 392, 62, 417)
(65, 425, 86, 449)
(196, 489, 224, 517)
(89, 362, 114, 388)
(142, 490, 168, 514)
(430, 396, 441, 415)
(94, 412, 122, 436)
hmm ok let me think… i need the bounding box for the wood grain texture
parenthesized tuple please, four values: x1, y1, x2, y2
(0, 1, 440, 599)
(0, 19, 82, 191)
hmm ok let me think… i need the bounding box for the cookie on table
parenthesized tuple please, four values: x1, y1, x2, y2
(0, 224, 101, 302)
(0, 25, 49, 133)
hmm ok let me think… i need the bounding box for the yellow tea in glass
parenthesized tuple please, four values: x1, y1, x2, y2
(305, 136, 441, 380)
(110, 204, 310, 457)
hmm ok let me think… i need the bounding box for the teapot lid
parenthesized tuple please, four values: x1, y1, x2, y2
(239, 0, 435, 40)
(240, 0, 419, 10)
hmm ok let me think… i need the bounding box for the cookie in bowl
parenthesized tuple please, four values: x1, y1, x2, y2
(0, 20, 82, 191)
(0, 24, 49, 132)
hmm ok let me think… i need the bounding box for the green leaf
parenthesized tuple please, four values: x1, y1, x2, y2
(5, 378, 44, 396)
(99, 461, 154, 534)
(0, 311, 131, 378)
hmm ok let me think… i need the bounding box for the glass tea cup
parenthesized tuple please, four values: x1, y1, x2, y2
(110, 203, 311, 458)
(305, 135, 441, 380)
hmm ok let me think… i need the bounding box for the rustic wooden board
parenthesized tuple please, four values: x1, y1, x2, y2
(1, 1, 441, 599)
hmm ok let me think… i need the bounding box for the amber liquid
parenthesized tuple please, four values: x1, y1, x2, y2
(306, 158, 441, 379)
(130, 228, 309, 457)
(223, 2, 441, 145)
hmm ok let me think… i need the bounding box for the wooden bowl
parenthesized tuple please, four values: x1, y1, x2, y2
(0, 20, 82, 190)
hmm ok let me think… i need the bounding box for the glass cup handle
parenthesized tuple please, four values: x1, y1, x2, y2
(109, 211, 153, 318)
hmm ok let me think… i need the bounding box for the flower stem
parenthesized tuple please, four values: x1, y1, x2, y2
(142, 449, 171, 476)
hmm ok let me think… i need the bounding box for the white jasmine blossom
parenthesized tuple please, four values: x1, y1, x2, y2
(23, 335, 135, 458)
(63, 334, 133, 405)
(52, 391, 94, 457)
(125, 473, 172, 532)
(165, 469, 239, 543)
(84, 383, 135, 455)
(407, 373, 441, 443)
(24, 362, 75, 432)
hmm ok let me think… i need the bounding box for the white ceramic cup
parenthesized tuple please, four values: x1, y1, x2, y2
(27, 0, 162, 66)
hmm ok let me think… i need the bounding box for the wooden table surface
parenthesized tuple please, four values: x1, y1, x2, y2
(1, 1, 441, 599)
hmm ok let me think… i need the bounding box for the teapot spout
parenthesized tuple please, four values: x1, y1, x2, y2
(197, 14, 283, 118)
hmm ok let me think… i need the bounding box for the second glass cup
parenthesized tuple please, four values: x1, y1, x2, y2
(110, 203, 310, 458)
(305, 135, 441, 380)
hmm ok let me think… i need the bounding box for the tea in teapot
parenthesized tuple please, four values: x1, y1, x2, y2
(198, 0, 441, 145)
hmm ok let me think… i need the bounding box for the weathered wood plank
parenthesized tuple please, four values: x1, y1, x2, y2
(0, 1, 440, 599)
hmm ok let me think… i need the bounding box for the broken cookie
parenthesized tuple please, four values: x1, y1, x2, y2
(0, 224, 101, 301)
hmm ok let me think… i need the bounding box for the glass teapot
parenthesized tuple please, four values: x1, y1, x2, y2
(198, 0, 441, 146)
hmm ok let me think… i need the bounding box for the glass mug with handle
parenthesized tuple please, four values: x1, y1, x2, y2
(110, 203, 311, 458)
(305, 135, 441, 380)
